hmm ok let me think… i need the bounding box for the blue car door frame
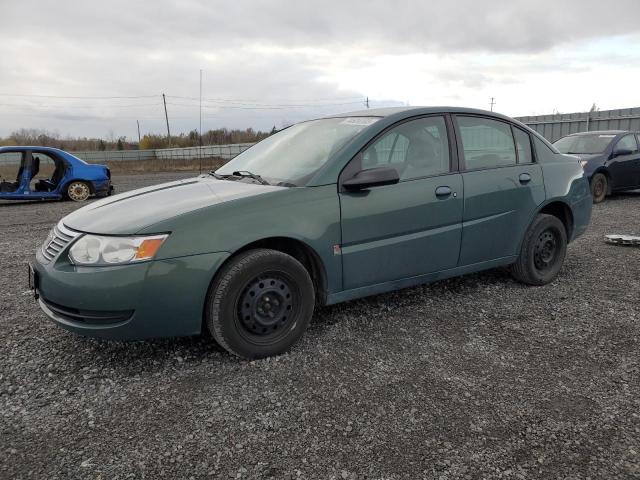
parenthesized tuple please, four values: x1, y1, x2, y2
(17, 151, 33, 196)
(338, 114, 464, 291)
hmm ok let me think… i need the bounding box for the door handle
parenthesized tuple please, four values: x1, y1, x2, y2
(519, 173, 532, 185)
(435, 186, 452, 198)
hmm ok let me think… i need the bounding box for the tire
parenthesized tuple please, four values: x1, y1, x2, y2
(66, 181, 91, 202)
(511, 214, 567, 286)
(590, 173, 608, 203)
(205, 249, 315, 359)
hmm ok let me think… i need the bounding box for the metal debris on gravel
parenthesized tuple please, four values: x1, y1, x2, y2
(605, 234, 640, 246)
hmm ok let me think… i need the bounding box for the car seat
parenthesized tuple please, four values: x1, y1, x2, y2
(399, 134, 440, 179)
(36, 160, 65, 192)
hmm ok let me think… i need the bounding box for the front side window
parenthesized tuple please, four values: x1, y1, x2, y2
(361, 116, 450, 180)
(457, 116, 516, 169)
(216, 117, 380, 186)
(616, 134, 638, 153)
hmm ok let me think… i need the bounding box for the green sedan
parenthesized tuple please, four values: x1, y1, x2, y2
(31, 107, 592, 358)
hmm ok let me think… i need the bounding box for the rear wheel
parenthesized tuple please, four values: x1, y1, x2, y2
(67, 181, 91, 202)
(205, 249, 315, 359)
(590, 173, 607, 203)
(511, 214, 567, 286)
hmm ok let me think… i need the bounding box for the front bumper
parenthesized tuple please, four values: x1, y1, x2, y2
(32, 248, 229, 340)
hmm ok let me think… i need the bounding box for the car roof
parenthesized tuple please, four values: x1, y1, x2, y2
(0, 146, 66, 153)
(323, 105, 521, 124)
(564, 130, 637, 137)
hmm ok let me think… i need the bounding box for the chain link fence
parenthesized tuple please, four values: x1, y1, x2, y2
(516, 107, 640, 142)
(68, 143, 256, 173)
(71, 143, 255, 163)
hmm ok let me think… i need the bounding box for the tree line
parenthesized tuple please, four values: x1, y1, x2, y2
(0, 127, 275, 151)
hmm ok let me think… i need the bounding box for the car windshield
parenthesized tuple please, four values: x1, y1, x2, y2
(215, 117, 380, 186)
(553, 134, 616, 154)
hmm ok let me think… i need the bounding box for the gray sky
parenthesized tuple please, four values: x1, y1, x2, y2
(1, 0, 640, 140)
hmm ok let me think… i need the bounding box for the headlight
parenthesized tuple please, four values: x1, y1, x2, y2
(69, 234, 168, 266)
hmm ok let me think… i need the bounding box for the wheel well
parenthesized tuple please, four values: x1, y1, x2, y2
(201, 237, 328, 336)
(232, 237, 327, 305)
(539, 201, 574, 240)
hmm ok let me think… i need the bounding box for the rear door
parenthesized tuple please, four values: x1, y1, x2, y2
(453, 115, 545, 266)
(339, 115, 464, 290)
(608, 134, 640, 190)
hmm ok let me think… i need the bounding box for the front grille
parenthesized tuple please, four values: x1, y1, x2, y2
(41, 221, 80, 262)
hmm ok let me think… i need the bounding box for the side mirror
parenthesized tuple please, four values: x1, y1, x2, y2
(613, 148, 633, 158)
(342, 166, 399, 191)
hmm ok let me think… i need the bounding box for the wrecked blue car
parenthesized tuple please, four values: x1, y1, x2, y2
(0, 146, 112, 201)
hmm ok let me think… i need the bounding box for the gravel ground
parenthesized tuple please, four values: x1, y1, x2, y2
(1, 172, 639, 479)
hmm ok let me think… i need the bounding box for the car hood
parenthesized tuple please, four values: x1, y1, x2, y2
(63, 176, 285, 234)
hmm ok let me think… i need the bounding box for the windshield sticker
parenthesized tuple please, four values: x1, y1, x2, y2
(340, 117, 379, 126)
(598, 135, 616, 138)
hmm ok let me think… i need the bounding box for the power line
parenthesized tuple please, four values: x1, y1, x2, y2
(0, 102, 161, 109)
(165, 101, 364, 110)
(0, 93, 158, 99)
(165, 95, 364, 107)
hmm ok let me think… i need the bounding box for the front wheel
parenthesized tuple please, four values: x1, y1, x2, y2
(510, 214, 567, 286)
(205, 249, 315, 359)
(66, 181, 91, 202)
(590, 173, 608, 203)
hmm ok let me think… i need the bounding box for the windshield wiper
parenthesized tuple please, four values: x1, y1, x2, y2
(208, 170, 270, 185)
(231, 170, 270, 185)
(209, 172, 232, 180)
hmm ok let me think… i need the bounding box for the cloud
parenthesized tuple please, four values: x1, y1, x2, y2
(0, 0, 639, 137)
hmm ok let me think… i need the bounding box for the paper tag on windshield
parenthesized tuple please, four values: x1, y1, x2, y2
(340, 117, 379, 126)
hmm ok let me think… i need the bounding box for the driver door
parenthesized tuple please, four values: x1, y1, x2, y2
(338, 115, 463, 290)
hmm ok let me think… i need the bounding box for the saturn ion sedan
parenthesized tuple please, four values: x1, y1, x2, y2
(31, 107, 592, 358)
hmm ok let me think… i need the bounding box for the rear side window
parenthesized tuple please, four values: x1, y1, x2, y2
(457, 116, 516, 169)
(616, 134, 638, 153)
(513, 127, 533, 163)
(362, 116, 450, 180)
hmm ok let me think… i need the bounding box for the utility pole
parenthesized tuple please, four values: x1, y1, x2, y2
(136, 120, 142, 161)
(365, 96, 370, 109)
(489, 97, 496, 112)
(162, 93, 171, 147)
(199, 69, 203, 174)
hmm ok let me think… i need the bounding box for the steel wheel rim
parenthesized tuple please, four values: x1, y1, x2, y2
(533, 229, 559, 272)
(593, 177, 605, 198)
(235, 272, 298, 345)
(68, 182, 89, 201)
